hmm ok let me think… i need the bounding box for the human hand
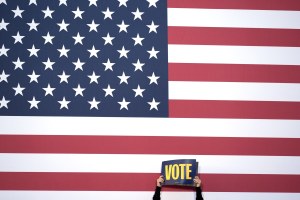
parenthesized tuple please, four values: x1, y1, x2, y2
(156, 175, 164, 187)
(194, 176, 201, 187)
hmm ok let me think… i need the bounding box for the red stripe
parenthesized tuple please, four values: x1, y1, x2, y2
(0, 172, 299, 192)
(167, 0, 300, 11)
(169, 100, 300, 119)
(168, 63, 300, 83)
(1, 135, 299, 156)
(168, 27, 300, 47)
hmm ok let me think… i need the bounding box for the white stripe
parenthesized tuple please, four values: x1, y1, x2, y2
(168, 8, 300, 29)
(1, 191, 300, 200)
(168, 44, 300, 65)
(169, 81, 300, 102)
(1, 154, 299, 174)
(1, 116, 300, 138)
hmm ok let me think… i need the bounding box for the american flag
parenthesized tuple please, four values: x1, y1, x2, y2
(0, 0, 300, 199)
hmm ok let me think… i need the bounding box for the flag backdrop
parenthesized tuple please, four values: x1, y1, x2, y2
(1, 0, 300, 199)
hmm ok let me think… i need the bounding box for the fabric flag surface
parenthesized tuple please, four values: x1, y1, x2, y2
(0, 0, 300, 199)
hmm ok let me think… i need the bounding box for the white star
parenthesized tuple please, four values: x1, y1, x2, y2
(0, 0, 7, 5)
(102, 32, 114, 45)
(27, 44, 40, 57)
(29, 0, 37, 5)
(42, 58, 55, 70)
(147, 0, 159, 8)
(73, 84, 85, 96)
(0, 70, 10, 82)
(89, 0, 98, 6)
(43, 84, 55, 96)
(58, 97, 70, 109)
(87, 20, 99, 32)
(42, 6, 54, 18)
(147, 72, 160, 84)
(102, 7, 114, 19)
(133, 85, 145, 97)
(118, 0, 128, 7)
(117, 20, 129, 33)
(27, 72, 39, 83)
(117, 46, 130, 58)
(88, 97, 100, 110)
(147, 46, 159, 59)
(88, 45, 100, 58)
(72, 58, 85, 71)
(57, 45, 70, 57)
(27, 19, 39, 31)
(0, 44, 9, 57)
(147, 21, 159, 33)
(118, 97, 130, 110)
(102, 58, 115, 71)
(57, 19, 69, 32)
(13, 57, 25, 70)
(58, 71, 70, 83)
(12, 6, 24, 18)
(28, 70, 40, 83)
(72, 7, 84, 19)
(132, 59, 145, 71)
(28, 96, 40, 109)
(12, 31, 24, 44)
(103, 84, 115, 97)
(13, 83, 25, 96)
(59, 0, 67, 6)
(0, 96, 10, 109)
(148, 98, 160, 110)
(72, 32, 84, 45)
(117, 71, 130, 84)
(42, 32, 55, 44)
(88, 71, 100, 84)
(0, 18, 9, 31)
(132, 33, 144, 46)
(132, 8, 144, 20)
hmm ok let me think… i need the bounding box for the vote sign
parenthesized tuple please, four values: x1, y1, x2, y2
(161, 159, 198, 186)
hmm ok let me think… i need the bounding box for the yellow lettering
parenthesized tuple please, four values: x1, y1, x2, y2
(172, 164, 179, 180)
(186, 164, 192, 179)
(165, 163, 194, 181)
(165, 165, 172, 180)
(179, 164, 185, 179)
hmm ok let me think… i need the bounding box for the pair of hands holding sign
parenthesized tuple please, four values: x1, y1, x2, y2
(156, 175, 202, 187)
